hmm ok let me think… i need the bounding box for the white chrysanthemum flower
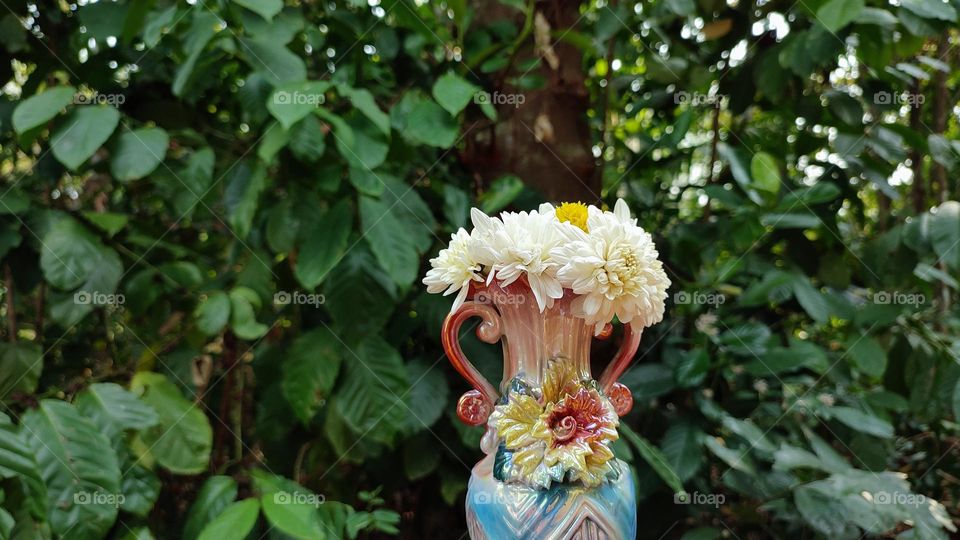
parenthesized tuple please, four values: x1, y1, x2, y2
(422, 228, 484, 312)
(470, 204, 568, 311)
(552, 199, 670, 333)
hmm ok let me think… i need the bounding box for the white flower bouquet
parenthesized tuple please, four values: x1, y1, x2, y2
(422, 199, 671, 333)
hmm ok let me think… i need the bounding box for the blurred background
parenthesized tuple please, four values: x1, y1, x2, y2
(0, 0, 959, 538)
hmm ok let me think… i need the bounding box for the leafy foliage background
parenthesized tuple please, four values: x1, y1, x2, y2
(0, 0, 959, 538)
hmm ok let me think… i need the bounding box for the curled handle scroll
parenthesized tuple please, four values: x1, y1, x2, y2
(598, 323, 642, 417)
(441, 302, 503, 426)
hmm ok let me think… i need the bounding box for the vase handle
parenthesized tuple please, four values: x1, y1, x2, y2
(442, 301, 503, 426)
(598, 323, 642, 416)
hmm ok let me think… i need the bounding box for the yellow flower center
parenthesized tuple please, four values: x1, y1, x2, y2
(556, 202, 588, 231)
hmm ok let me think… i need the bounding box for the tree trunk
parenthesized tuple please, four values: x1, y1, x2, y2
(463, 0, 599, 203)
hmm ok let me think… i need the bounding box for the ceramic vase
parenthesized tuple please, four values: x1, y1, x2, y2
(442, 279, 640, 539)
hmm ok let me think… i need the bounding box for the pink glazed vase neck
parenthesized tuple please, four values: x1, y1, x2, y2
(442, 278, 640, 427)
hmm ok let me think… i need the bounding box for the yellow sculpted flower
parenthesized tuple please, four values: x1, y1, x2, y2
(555, 202, 589, 232)
(489, 357, 619, 488)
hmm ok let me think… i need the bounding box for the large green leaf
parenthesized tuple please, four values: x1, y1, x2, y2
(360, 193, 420, 287)
(195, 291, 231, 336)
(660, 421, 704, 482)
(74, 382, 159, 439)
(50, 106, 121, 170)
(224, 161, 268, 239)
(825, 406, 894, 438)
(333, 337, 409, 445)
(267, 81, 331, 129)
(403, 358, 448, 432)
(282, 327, 342, 425)
(0, 342, 41, 400)
(621, 424, 684, 494)
(0, 414, 46, 514)
(431, 72, 480, 116)
(111, 127, 169, 181)
(294, 200, 352, 290)
(845, 335, 887, 379)
(22, 400, 122, 540)
(929, 201, 960, 271)
(233, 0, 282, 20)
(131, 372, 212, 474)
(338, 84, 390, 136)
(323, 248, 397, 338)
(197, 499, 260, 540)
(817, 0, 865, 33)
(12, 85, 76, 134)
(183, 476, 239, 540)
(239, 38, 307, 86)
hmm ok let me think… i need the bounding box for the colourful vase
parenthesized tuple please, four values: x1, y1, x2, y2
(443, 279, 640, 539)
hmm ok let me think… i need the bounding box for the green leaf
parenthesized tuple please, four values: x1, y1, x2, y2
(929, 201, 960, 271)
(791, 276, 831, 323)
(750, 151, 781, 194)
(479, 175, 524, 214)
(229, 287, 269, 340)
(845, 335, 887, 378)
(339, 85, 390, 136)
(82, 211, 129, 237)
(119, 458, 161, 518)
(826, 406, 894, 438)
(0, 415, 46, 511)
(294, 200, 352, 289)
(40, 217, 123, 325)
(403, 358, 448, 432)
(50, 106, 121, 170)
(621, 424, 684, 494)
(360, 192, 420, 287)
(131, 372, 213, 474)
(260, 493, 329, 539)
(403, 99, 458, 148)
(817, 0, 865, 33)
(183, 476, 239, 540)
(660, 421, 704, 482)
(0, 342, 41, 400)
(195, 291, 231, 336)
(74, 382, 159, 439)
(224, 161, 268, 239)
(673, 349, 709, 388)
(197, 499, 260, 540)
(288, 115, 327, 162)
(0, 189, 29, 215)
(12, 85, 76, 134)
(348, 167, 385, 196)
(233, 0, 282, 20)
(323, 248, 397, 337)
(267, 81, 330, 130)
(282, 328, 342, 425)
(239, 38, 307, 86)
(111, 127, 169, 181)
(334, 337, 409, 445)
(172, 10, 220, 97)
(431, 72, 480, 116)
(900, 0, 957, 21)
(22, 400, 121, 540)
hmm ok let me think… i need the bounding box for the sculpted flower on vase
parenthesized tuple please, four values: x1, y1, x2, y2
(488, 357, 620, 489)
